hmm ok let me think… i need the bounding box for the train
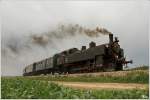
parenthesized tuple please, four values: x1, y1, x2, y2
(23, 34, 132, 76)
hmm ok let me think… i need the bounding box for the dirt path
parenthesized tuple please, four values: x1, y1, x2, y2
(52, 81, 148, 90)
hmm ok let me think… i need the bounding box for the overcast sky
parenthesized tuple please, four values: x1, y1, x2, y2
(1, 0, 149, 76)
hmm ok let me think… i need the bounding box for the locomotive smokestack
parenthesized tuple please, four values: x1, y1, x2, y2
(109, 34, 113, 44)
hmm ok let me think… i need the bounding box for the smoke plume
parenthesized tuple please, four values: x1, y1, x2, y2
(30, 24, 111, 47)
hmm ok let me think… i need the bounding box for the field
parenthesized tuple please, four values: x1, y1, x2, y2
(1, 77, 149, 99)
(1, 68, 149, 99)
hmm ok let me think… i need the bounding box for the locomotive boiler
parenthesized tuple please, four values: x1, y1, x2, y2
(23, 34, 132, 76)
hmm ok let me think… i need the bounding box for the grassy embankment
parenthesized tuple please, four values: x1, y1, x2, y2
(26, 70, 149, 84)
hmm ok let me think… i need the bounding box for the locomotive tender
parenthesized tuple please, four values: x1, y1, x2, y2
(23, 34, 132, 76)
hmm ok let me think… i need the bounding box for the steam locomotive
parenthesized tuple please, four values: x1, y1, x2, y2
(23, 34, 132, 76)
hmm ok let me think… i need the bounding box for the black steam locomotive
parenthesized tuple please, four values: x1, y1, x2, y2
(23, 34, 132, 76)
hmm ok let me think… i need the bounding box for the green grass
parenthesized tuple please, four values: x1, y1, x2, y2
(127, 65, 149, 71)
(1, 77, 149, 99)
(26, 70, 149, 84)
